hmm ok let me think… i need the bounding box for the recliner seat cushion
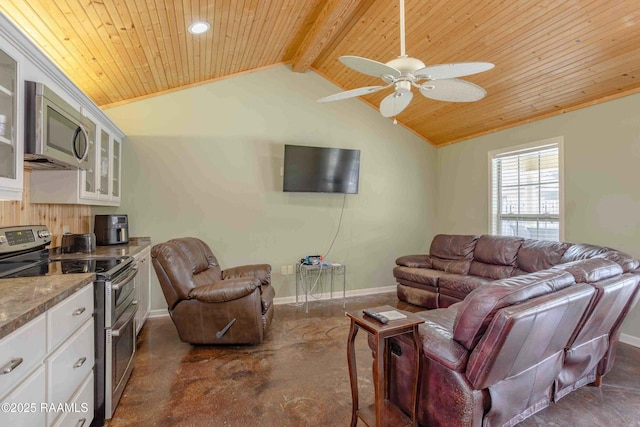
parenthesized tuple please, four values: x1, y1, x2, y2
(439, 274, 491, 296)
(453, 269, 576, 349)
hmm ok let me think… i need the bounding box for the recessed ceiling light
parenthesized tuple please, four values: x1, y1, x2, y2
(188, 21, 210, 34)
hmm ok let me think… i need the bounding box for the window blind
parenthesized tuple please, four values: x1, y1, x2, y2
(490, 143, 560, 241)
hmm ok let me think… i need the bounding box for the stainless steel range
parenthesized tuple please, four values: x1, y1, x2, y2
(0, 225, 137, 427)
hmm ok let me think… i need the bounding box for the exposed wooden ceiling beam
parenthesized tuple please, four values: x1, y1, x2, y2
(291, 0, 370, 73)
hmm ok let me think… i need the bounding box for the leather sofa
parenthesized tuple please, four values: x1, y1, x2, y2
(151, 237, 275, 345)
(383, 234, 640, 426)
(394, 234, 639, 308)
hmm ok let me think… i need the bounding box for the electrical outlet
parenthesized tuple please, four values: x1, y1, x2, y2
(287, 265, 294, 275)
(62, 225, 70, 234)
(280, 266, 287, 275)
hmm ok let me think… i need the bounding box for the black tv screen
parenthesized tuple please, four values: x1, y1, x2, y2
(283, 145, 360, 194)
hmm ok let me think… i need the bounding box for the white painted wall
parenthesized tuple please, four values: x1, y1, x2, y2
(99, 65, 437, 311)
(436, 93, 640, 339)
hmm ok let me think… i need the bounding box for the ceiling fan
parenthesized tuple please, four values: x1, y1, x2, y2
(317, 0, 494, 118)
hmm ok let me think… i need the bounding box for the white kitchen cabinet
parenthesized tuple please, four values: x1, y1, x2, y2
(0, 284, 95, 427)
(0, 45, 22, 201)
(29, 111, 123, 206)
(134, 246, 151, 335)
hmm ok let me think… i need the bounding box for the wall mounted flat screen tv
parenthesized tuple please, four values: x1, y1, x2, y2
(283, 144, 360, 194)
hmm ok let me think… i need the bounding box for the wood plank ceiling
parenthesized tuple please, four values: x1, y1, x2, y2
(2, 0, 640, 146)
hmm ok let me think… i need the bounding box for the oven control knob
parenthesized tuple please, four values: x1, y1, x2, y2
(38, 230, 51, 238)
(0, 236, 6, 245)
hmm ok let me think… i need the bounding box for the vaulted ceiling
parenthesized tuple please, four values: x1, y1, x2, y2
(2, 0, 640, 146)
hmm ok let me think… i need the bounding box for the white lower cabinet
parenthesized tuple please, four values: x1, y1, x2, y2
(1, 366, 46, 427)
(51, 374, 94, 427)
(134, 246, 151, 335)
(0, 284, 95, 427)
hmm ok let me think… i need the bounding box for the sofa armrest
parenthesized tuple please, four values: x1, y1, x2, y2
(189, 277, 259, 303)
(396, 255, 433, 269)
(418, 309, 470, 372)
(223, 264, 271, 287)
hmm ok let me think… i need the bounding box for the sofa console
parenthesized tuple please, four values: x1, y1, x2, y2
(385, 234, 640, 426)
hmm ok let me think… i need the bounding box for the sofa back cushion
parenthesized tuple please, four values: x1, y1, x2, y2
(429, 234, 478, 274)
(430, 234, 478, 259)
(596, 250, 640, 273)
(468, 235, 523, 279)
(553, 258, 623, 283)
(560, 243, 609, 263)
(453, 269, 576, 350)
(516, 239, 571, 273)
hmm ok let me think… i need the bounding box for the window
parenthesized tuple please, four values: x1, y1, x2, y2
(489, 137, 563, 241)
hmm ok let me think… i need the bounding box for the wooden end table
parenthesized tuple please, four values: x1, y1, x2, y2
(345, 305, 424, 427)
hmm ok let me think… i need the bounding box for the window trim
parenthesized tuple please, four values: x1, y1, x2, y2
(487, 136, 565, 241)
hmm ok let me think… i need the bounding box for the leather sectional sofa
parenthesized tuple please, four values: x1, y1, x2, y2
(384, 234, 640, 426)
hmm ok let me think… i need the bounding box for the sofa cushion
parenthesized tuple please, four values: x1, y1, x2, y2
(473, 235, 523, 266)
(396, 254, 433, 269)
(415, 308, 469, 372)
(596, 250, 640, 273)
(453, 269, 576, 350)
(468, 262, 516, 280)
(439, 274, 492, 296)
(553, 258, 623, 283)
(432, 257, 473, 274)
(560, 243, 609, 263)
(516, 239, 572, 273)
(430, 234, 478, 260)
(393, 266, 446, 288)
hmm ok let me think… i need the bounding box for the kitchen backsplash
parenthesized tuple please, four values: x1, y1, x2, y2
(0, 169, 91, 246)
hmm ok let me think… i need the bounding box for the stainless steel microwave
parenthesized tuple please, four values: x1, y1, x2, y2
(24, 81, 90, 170)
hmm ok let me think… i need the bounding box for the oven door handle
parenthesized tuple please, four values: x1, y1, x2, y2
(111, 302, 138, 337)
(111, 266, 138, 291)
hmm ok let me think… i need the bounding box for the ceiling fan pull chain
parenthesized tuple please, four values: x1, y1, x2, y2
(399, 0, 406, 57)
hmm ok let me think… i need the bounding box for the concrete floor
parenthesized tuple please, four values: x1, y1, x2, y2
(108, 293, 640, 426)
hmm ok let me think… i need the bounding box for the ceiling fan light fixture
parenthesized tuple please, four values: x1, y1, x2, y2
(188, 21, 211, 34)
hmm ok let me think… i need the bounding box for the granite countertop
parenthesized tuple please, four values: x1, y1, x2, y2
(50, 237, 151, 261)
(0, 274, 95, 340)
(0, 237, 152, 340)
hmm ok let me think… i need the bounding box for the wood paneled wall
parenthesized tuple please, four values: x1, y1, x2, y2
(0, 170, 90, 247)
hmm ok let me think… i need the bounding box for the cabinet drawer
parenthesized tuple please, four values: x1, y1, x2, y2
(50, 373, 93, 427)
(0, 313, 46, 400)
(0, 365, 46, 427)
(48, 284, 94, 352)
(47, 320, 94, 410)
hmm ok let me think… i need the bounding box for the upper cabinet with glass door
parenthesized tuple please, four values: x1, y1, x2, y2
(0, 47, 21, 200)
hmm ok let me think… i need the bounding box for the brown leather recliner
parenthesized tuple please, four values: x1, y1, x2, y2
(151, 237, 275, 345)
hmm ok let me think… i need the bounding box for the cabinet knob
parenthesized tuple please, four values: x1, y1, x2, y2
(72, 307, 86, 316)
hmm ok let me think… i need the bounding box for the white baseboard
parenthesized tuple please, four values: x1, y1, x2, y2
(273, 285, 396, 305)
(147, 286, 396, 316)
(149, 308, 169, 318)
(620, 333, 640, 348)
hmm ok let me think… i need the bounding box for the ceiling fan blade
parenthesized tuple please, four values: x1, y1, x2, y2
(419, 79, 487, 102)
(414, 62, 494, 80)
(340, 56, 401, 79)
(317, 85, 389, 103)
(380, 90, 413, 117)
